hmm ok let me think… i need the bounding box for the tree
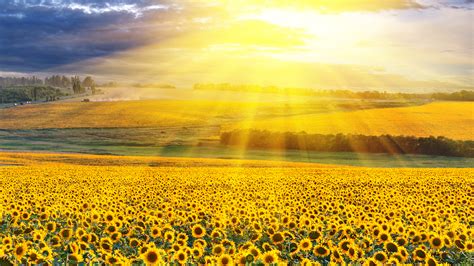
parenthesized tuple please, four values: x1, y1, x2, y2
(82, 76, 94, 88)
(91, 84, 97, 95)
(72, 76, 83, 94)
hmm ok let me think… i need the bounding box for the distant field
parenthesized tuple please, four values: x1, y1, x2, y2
(0, 99, 472, 166)
(227, 102, 474, 140)
(0, 98, 422, 130)
(1, 100, 470, 141)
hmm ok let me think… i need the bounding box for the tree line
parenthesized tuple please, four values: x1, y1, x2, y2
(0, 86, 64, 103)
(0, 75, 96, 92)
(220, 130, 474, 157)
(194, 83, 474, 101)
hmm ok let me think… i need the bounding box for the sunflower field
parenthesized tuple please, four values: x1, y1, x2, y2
(0, 164, 472, 265)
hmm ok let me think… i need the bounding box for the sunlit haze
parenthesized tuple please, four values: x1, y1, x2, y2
(1, 0, 473, 91)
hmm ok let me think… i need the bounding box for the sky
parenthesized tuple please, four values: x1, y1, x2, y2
(0, 0, 473, 91)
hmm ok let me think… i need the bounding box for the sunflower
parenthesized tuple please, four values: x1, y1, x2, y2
(192, 247, 203, 258)
(100, 238, 113, 252)
(1, 237, 12, 246)
(443, 236, 452, 247)
(40, 246, 53, 261)
(142, 248, 163, 265)
(454, 239, 465, 250)
(150, 226, 161, 238)
(235, 252, 248, 265)
(218, 254, 233, 265)
(308, 230, 321, 241)
(300, 258, 313, 266)
(412, 248, 427, 261)
(262, 243, 272, 252)
(13, 243, 27, 261)
(59, 228, 72, 240)
(330, 248, 343, 263)
(193, 239, 207, 249)
(426, 255, 438, 266)
(80, 233, 91, 243)
(384, 241, 398, 253)
(106, 254, 122, 265)
(390, 253, 403, 263)
(78, 241, 88, 252)
(212, 244, 225, 256)
(191, 224, 206, 238)
(339, 239, 352, 253)
(313, 245, 330, 257)
(261, 251, 278, 265)
(104, 211, 115, 223)
(211, 229, 222, 239)
(110, 232, 122, 242)
(396, 237, 406, 247)
(173, 250, 188, 264)
(27, 249, 41, 264)
(20, 212, 30, 220)
(429, 236, 443, 249)
(250, 232, 261, 242)
(203, 256, 213, 264)
(75, 228, 86, 238)
(68, 242, 80, 254)
(288, 242, 299, 256)
(106, 224, 117, 234)
(373, 251, 387, 264)
(129, 238, 140, 248)
(363, 258, 379, 266)
(299, 238, 312, 251)
(171, 243, 181, 252)
(271, 232, 284, 244)
(466, 241, 473, 251)
(164, 231, 175, 243)
(397, 247, 408, 262)
(50, 236, 61, 248)
(68, 253, 83, 264)
(387, 258, 399, 265)
(378, 231, 390, 243)
(45, 222, 56, 232)
(359, 237, 372, 251)
(248, 246, 260, 258)
(347, 246, 359, 261)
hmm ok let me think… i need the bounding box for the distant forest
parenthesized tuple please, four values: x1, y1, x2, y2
(0, 75, 94, 88)
(221, 130, 474, 157)
(0, 86, 64, 103)
(0, 75, 98, 103)
(195, 83, 474, 101)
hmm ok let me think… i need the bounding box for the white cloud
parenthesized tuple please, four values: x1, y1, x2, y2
(15, 1, 169, 17)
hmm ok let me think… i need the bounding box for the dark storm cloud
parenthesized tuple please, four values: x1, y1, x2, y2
(0, 0, 173, 72)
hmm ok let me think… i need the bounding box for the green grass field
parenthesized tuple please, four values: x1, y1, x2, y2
(1, 127, 473, 167)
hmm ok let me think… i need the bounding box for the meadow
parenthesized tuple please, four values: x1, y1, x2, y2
(0, 152, 472, 265)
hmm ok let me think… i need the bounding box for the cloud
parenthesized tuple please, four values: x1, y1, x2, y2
(213, 0, 425, 13)
(0, 0, 174, 71)
(419, 0, 474, 9)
